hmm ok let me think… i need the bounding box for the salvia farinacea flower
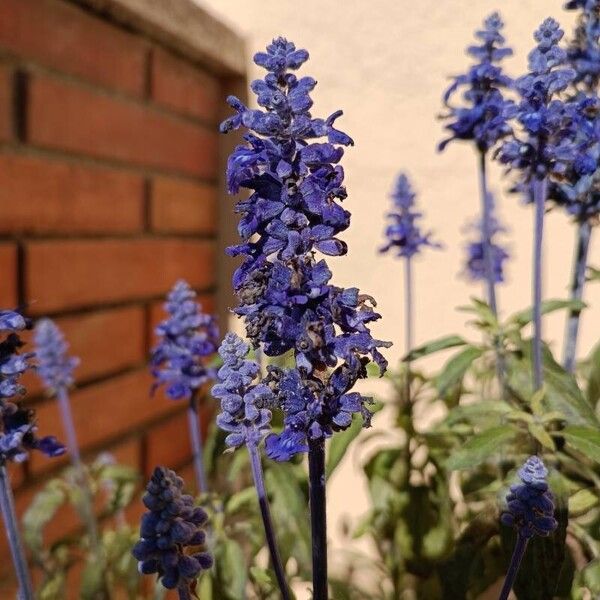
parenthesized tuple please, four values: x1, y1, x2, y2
(220, 38, 390, 460)
(464, 194, 509, 283)
(565, 0, 600, 90)
(497, 18, 578, 180)
(151, 280, 219, 401)
(0, 311, 64, 463)
(501, 456, 557, 539)
(439, 12, 515, 152)
(34, 318, 79, 391)
(380, 173, 440, 258)
(132, 467, 212, 598)
(213, 333, 272, 449)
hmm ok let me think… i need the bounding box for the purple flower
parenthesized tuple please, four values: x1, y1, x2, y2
(132, 467, 212, 596)
(501, 456, 557, 539)
(565, 0, 600, 90)
(439, 13, 515, 152)
(212, 333, 272, 449)
(0, 312, 65, 463)
(220, 38, 390, 460)
(380, 173, 440, 258)
(34, 319, 79, 391)
(151, 280, 219, 401)
(497, 19, 578, 180)
(463, 194, 509, 283)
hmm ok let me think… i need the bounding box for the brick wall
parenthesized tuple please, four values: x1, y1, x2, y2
(0, 0, 244, 592)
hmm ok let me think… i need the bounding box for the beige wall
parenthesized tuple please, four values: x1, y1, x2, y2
(198, 0, 598, 592)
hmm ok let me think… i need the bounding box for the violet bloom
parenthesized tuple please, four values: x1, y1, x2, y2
(440, 12, 515, 152)
(132, 467, 212, 600)
(213, 333, 272, 449)
(220, 38, 390, 458)
(463, 195, 509, 283)
(380, 173, 439, 258)
(151, 280, 219, 401)
(498, 456, 557, 600)
(34, 319, 79, 391)
(565, 0, 600, 90)
(0, 311, 64, 464)
(497, 18, 578, 179)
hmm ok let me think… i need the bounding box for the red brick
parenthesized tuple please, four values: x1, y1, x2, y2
(28, 75, 218, 178)
(22, 306, 146, 395)
(150, 177, 217, 234)
(144, 410, 191, 474)
(151, 48, 220, 122)
(30, 370, 179, 473)
(0, 153, 144, 234)
(26, 238, 215, 313)
(0, 244, 17, 307)
(0, 0, 146, 95)
(0, 65, 12, 141)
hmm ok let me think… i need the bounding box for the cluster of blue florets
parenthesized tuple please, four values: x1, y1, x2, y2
(132, 467, 212, 597)
(440, 12, 515, 152)
(501, 456, 558, 539)
(380, 173, 439, 258)
(213, 333, 273, 449)
(34, 318, 79, 392)
(220, 37, 390, 460)
(151, 280, 219, 401)
(565, 0, 600, 90)
(0, 311, 64, 464)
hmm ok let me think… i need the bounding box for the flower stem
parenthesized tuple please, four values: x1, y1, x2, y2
(308, 437, 328, 600)
(247, 443, 290, 600)
(188, 391, 208, 494)
(477, 151, 498, 317)
(532, 177, 548, 391)
(57, 387, 99, 552)
(563, 219, 592, 373)
(404, 255, 413, 404)
(0, 464, 34, 600)
(498, 534, 529, 600)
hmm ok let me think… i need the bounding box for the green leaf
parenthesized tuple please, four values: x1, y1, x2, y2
(528, 423, 555, 451)
(568, 489, 598, 515)
(446, 426, 518, 470)
(79, 557, 108, 600)
(587, 266, 600, 283)
(404, 335, 467, 361)
(218, 540, 247, 600)
(225, 487, 256, 514)
(509, 298, 587, 328)
(586, 342, 600, 407)
(326, 415, 363, 479)
(563, 426, 600, 464)
(435, 346, 482, 398)
(443, 401, 512, 426)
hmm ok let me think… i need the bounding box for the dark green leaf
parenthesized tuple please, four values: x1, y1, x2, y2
(563, 426, 600, 464)
(445, 426, 518, 470)
(435, 346, 482, 398)
(326, 415, 363, 479)
(509, 299, 586, 328)
(404, 335, 467, 361)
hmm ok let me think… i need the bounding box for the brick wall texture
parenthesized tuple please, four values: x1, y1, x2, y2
(0, 0, 232, 593)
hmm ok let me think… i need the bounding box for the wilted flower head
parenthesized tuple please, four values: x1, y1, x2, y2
(0, 311, 64, 463)
(501, 456, 558, 539)
(463, 194, 509, 283)
(212, 333, 272, 449)
(132, 467, 212, 598)
(34, 319, 79, 391)
(440, 12, 515, 152)
(380, 173, 440, 258)
(497, 18, 578, 180)
(151, 280, 219, 401)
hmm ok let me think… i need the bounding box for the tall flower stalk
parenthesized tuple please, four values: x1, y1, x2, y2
(440, 12, 515, 318)
(499, 456, 557, 600)
(497, 18, 578, 390)
(0, 311, 65, 599)
(151, 280, 219, 494)
(221, 38, 390, 597)
(213, 333, 290, 600)
(380, 173, 439, 400)
(34, 319, 99, 552)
